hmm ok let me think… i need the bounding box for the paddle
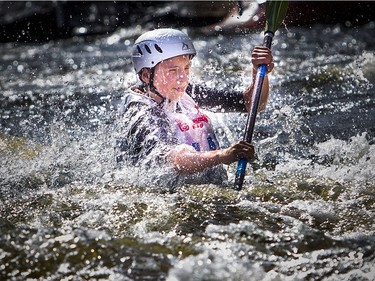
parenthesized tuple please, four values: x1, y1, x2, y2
(234, 0, 289, 191)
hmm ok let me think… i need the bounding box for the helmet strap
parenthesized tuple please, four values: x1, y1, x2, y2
(149, 68, 166, 104)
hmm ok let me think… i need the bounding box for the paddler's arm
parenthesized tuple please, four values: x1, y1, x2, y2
(167, 141, 254, 174)
(243, 46, 274, 112)
(188, 46, 274, 113)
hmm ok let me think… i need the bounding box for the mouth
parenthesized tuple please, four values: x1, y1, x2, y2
(174, 85, 187, 93)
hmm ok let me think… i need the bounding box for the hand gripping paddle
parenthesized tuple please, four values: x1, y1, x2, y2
(234, 1, 289, 191)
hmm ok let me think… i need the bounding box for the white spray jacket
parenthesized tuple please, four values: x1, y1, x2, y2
(115, 83, 246, 187)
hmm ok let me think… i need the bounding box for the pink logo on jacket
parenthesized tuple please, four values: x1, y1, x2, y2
(176, 111, 209, 132)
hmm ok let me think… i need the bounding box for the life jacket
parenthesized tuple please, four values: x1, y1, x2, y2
(163, 93, 220, 152)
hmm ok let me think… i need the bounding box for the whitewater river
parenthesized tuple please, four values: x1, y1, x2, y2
(1, 22, 374, 280)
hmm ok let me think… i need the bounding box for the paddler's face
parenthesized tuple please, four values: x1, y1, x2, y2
(153, 55, 191, 101)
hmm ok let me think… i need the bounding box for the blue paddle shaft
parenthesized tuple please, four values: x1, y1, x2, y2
(235, 158, 247, 175)
(234, 32, 274, 191)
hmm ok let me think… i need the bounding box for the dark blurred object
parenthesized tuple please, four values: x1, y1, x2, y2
(285, 1, 375, 28)
(1, 1, 72, 42)
(0, 1, 227, 43)
(0, 1, 142, 42)
(1, 1, 374, 43)
(201, 1, 375, 34)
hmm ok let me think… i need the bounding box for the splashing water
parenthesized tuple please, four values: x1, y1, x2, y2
(1, 22, 374, 280)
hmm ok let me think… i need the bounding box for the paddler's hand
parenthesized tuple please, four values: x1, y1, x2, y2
(243, 46, 273, 112)
(251, 46, 274, 74)
(221, 141, 255, 165)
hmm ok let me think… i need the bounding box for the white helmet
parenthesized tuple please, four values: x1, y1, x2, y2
(132, 28, 196, 73)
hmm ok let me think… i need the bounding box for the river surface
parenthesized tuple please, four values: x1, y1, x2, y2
(1, 21, 374, 280)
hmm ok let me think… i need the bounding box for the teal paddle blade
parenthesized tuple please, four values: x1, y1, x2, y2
(265, 1, 289, 34)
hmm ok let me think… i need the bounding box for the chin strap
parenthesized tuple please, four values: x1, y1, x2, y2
(149, 68, 166, 105)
